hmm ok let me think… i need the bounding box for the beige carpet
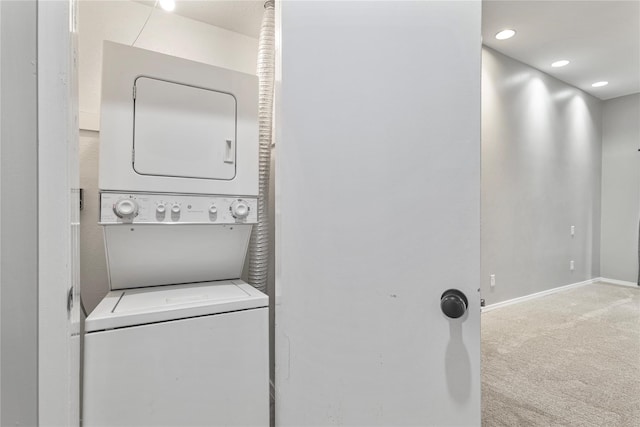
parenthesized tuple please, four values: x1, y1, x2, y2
(482, 282, 640, 426)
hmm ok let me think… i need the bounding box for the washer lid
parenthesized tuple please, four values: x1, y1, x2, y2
(85, 280, 267, 332)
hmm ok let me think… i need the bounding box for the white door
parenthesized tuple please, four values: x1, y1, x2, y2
(275, 1, 481, 426)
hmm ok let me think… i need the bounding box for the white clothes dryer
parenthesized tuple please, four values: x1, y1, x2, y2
(99, 41, 258, 196)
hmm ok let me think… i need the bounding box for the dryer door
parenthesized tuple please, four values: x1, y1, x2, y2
(133, 77, 237, 180)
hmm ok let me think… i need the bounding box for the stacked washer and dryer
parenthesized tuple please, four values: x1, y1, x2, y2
(83, 42, 269, 426)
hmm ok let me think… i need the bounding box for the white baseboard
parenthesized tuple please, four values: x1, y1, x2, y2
(482, 278, 601, 312)
(599, 277, 639, 288)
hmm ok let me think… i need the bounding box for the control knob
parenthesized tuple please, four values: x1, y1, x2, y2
(171, 204, 181, 214)
(156, 203, 166, 214)
(230, 200, 250, 219)
(113, 198, 138, 219)
(209, 205, 218, 215)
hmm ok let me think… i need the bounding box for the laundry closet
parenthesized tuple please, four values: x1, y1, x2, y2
(78, 2, 272, 425)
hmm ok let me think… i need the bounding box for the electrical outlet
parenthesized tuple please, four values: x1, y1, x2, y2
(570, 260, 575, 271)
(490, 274, 496, 287)
(571, 225, 575, 236)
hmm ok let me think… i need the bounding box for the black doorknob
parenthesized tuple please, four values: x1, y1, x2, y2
(440, 289, 468, 319)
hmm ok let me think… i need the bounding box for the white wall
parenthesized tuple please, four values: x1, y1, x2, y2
(1, 1, 38, 424)
(600, 93, 640, 284)
(482, 47, 603, 306)
(78, 0, 259, 311)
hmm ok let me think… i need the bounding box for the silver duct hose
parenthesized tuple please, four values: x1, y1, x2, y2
(248, 0, 275, 293)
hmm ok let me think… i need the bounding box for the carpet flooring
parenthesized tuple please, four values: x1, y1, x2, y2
(482, 282, 640, 426)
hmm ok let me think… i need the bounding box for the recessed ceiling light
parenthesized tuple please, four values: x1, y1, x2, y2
(159, 0, 175, 12)
(551, 60, 570, 68)
(591, 81, 608, 88)
(495, 29, 516, 40)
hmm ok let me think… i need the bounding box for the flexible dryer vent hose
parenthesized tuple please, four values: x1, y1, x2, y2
(248, 0, 275, 293)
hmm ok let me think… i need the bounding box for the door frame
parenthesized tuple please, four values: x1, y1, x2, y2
(37, 0, 81, 425)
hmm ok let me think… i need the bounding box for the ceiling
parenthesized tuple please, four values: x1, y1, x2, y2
(136, 0, 264, 38)
(483, 0, 640, 100)
(136, 0, 639, 101)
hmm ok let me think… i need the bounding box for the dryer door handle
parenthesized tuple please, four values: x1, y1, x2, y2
(224, 139, 234, 164)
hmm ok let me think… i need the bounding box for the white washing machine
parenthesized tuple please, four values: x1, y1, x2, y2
(83, 42, 268, 426)
(83, 281, 268, 426)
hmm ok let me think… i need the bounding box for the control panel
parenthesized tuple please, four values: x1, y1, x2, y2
(100, 192, 258, 225)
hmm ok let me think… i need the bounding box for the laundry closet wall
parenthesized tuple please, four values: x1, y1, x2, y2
(78, 1, 259, 311)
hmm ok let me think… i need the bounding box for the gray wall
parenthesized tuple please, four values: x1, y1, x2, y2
(80, 131, 110, 312)
(482, 47, 603, 306)
(0, 1, 38, 425)
(600, 93, 640, 283)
